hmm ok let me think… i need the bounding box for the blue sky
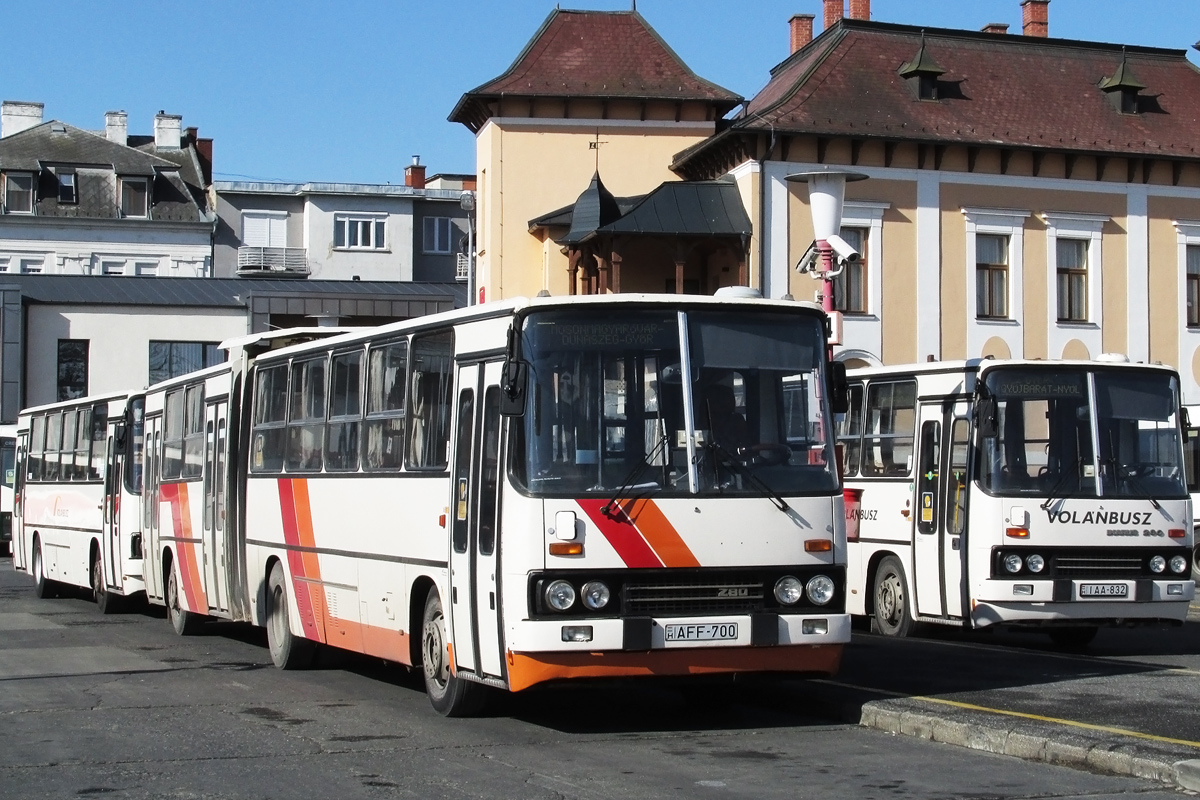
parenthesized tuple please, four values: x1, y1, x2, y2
(5, 1, 1200, 185)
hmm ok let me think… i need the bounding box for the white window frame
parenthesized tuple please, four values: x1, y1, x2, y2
(423, 216, 453, 255)
(333, 213, 388, 251)
(4, 172, 34, 214)
(119, 177, 149, 218)
(1042, 211, 1107, 360)
(963, 207, 1029, 359)
(1174, 220, 1200, 402)
(837, 201, 888, 363)
(242, 209, 288, 247)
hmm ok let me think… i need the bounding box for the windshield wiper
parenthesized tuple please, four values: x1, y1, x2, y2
(1040, 457, 1084, 510)
(707, 442, 791, 513)
(1115, 465, 1163, 511)
(600, 432, 669, 517)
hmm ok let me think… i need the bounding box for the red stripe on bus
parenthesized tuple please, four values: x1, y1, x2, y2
(277, 478, 322, 642)
(576, 499, 663, 568)
(624, 499, 700, 568)
(291, 479, 328, 643)
(175, 484, 208, 611)
(161, 483, 203, 612)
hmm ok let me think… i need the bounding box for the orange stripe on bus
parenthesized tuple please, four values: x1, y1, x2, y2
(176, 485, 208, 612)
(290, 479, 328, 643)
(625, 499, 701, 568)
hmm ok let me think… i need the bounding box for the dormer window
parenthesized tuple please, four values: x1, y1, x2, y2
(1099, 49, 1146, 115)
(899, 34, 946, 102)
(120, 177, 148, 218)
(57, 172, 77, 204)
(4, 173, 33, 214)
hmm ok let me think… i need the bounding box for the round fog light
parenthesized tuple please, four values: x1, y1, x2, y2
(1170, 555, 1188, 574)
(774, 576, 804, 605)
(1025, 554, 1045, 573)
(806, 575, 835, 606)
(545, 579, 576, 611)
(581, 581, 611, 610)
(1149, 555, 1166, 574)
(1003, 553, 1023, 574)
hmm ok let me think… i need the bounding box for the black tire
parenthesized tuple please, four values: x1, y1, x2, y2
(266, 562, 315, 670)
(1192, 542, 1199, 584)
(421, 592, 487, 717)
(872, 555, 916, 638)
(92, 546, 120, 615)
(32, 536, 57, 599)
(166, 559, 203, 635)
(1048, 626, 1099, 649)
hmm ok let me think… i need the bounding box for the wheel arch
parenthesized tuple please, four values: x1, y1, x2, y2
(409, 575, 437, 667)
(864, 549, 904, 617)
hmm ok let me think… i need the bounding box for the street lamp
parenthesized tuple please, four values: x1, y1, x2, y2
(459, 190, 476, 306)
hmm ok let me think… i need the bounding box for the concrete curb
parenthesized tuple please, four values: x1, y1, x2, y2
(857, 698, 1195, 790)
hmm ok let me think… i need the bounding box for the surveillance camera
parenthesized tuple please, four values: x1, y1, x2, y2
(826, 234, 860, 264)
(794, 241, 818, 273)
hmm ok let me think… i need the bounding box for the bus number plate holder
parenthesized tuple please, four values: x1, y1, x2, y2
(664, 623, 738, 642)
(1078, 583, 1128, 599)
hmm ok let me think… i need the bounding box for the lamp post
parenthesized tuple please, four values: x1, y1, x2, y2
(459, 190, 476, 305)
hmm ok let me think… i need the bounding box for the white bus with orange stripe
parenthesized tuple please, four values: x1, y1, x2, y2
(12, 392, 146, 612)
(140, 295, 851, 715)
(840, 357, 1194, 647)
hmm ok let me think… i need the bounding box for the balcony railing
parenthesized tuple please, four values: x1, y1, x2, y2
(237, 246, 308, 277)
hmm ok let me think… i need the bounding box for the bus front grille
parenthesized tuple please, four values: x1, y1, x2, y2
(1053, 556, 1143, 577)
(623, 577, 764, 616)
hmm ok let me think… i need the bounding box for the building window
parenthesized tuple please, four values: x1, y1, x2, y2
(148, 341, 224, 385)
(423, 216, 452, 254)
(5, 173, 33, 214)
(334, 214, 386, 250)
(57, 340, 89, 401)
(1188, 245, 1200, 327)
(1056, 238, 1088, 322)
(101, 260, 125, 275)
(976, 234, 1009, 319)
(834, 227, 868, 314)
(57, 172, 77, 204)
(120, 178, 148, 217)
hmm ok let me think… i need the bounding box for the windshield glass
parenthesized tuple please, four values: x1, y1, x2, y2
(513, 308, 838, 497)
(979, 367, 1186, 499)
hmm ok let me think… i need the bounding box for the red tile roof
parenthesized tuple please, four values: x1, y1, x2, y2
(677, 19, 1200, 170)
(449, 9, 741, 129)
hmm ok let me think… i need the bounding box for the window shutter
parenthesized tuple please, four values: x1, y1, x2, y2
(243, 213, 270, 247)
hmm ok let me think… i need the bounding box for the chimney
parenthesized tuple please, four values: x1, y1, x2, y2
(1, 101, 44, 138)
(153, 111, 182, 149)
(405, 156, 426, 190)
(823, 0, 843, 32)
(981, 22, 1010, 34)
(1021, 0, 1049, 37)
(848, 0, 870, 20)
(105, 111, 128, 144)
(790, 14, 814, 52)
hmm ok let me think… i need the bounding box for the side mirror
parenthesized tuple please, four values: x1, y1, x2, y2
(827, 361, 850, 414)
(1182, 407, 1192, 443)
(976, 397, 998, 438)
(113, 423, 127, 451)
(499, 360, 528, 416)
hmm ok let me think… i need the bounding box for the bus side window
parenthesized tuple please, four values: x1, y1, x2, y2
(862, 381, 917, 477)
(285, 357, 326, 472)
(29, 414, 46, 482)
(407, 331, 454, 470)
(89, 404, 107, 481)
(251, 366, 288, 473)
(163, 389, 184, 480)
(62, 409, 79, 482)
(947, 418, 969, 535)
(365, 342, 406, 471)
(836, 383, 864, 477)
(182, 386, 206, 479)
(44, 412, 63, 483)
(327, 349, 364, 472)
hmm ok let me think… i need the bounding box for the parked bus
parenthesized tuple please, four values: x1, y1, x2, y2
(11, 393, 146, 611)
(839, 357, 1194, 647)
(1183, 404, 1200, 582)
(138, 295, 850, 715)
(1, 424, 15, 556)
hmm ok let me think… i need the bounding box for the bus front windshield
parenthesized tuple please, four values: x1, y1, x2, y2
(980, 367, 1186, 500)
(515, 308, 839, 498)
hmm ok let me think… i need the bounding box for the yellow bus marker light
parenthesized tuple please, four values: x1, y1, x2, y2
(805, 539, 832, 552)
(549, 542, 583, 556)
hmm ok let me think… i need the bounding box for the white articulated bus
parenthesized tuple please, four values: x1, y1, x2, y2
(139, 295, 851, 715)
(839, 357, 1194, 647)
(1, 424, 15, 556)
(1182, 404, 1200, 583)
(12, 393, 146, 611)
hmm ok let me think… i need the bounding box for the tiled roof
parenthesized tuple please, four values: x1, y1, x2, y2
(679, 19, 1200, 168)
(450, 9, 741, 126)
(0, 122, 176, 174)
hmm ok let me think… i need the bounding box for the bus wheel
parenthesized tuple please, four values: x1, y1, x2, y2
(872, 556, 915, 638)
(1048, 626, 1098, 649)
(92, 548, 120, 615)
(266, 562, 314, 670)
(421, 592, 486, 717)
(1192, 542, 1199, 584)
(32, 537, 57, 599)
(166, 562, 202, 636)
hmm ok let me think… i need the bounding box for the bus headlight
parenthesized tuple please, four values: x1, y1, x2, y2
(581, 581, 611, 610)
(1003, 554, 1024, 574)
(1025, 554, 1045, 573)
(1149, 555, 1166, 574)
(545, 580, 576, 611)
(805, 575, 835, 606)
(774, 576, 804, 606)
(1170, 555, 1188, 574)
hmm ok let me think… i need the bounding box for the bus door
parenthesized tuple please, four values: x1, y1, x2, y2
(912, 405, 943, 616)
(941, 404, 971, 619)
(203, 400, 229, 613)
(103, 426, 121, 591)
(13, 435, 26, 569)
(143, 415, 163, 600)
(448, 360, 506, 681)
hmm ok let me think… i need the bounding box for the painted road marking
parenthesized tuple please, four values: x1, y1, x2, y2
(815, 678, 1200, 750)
